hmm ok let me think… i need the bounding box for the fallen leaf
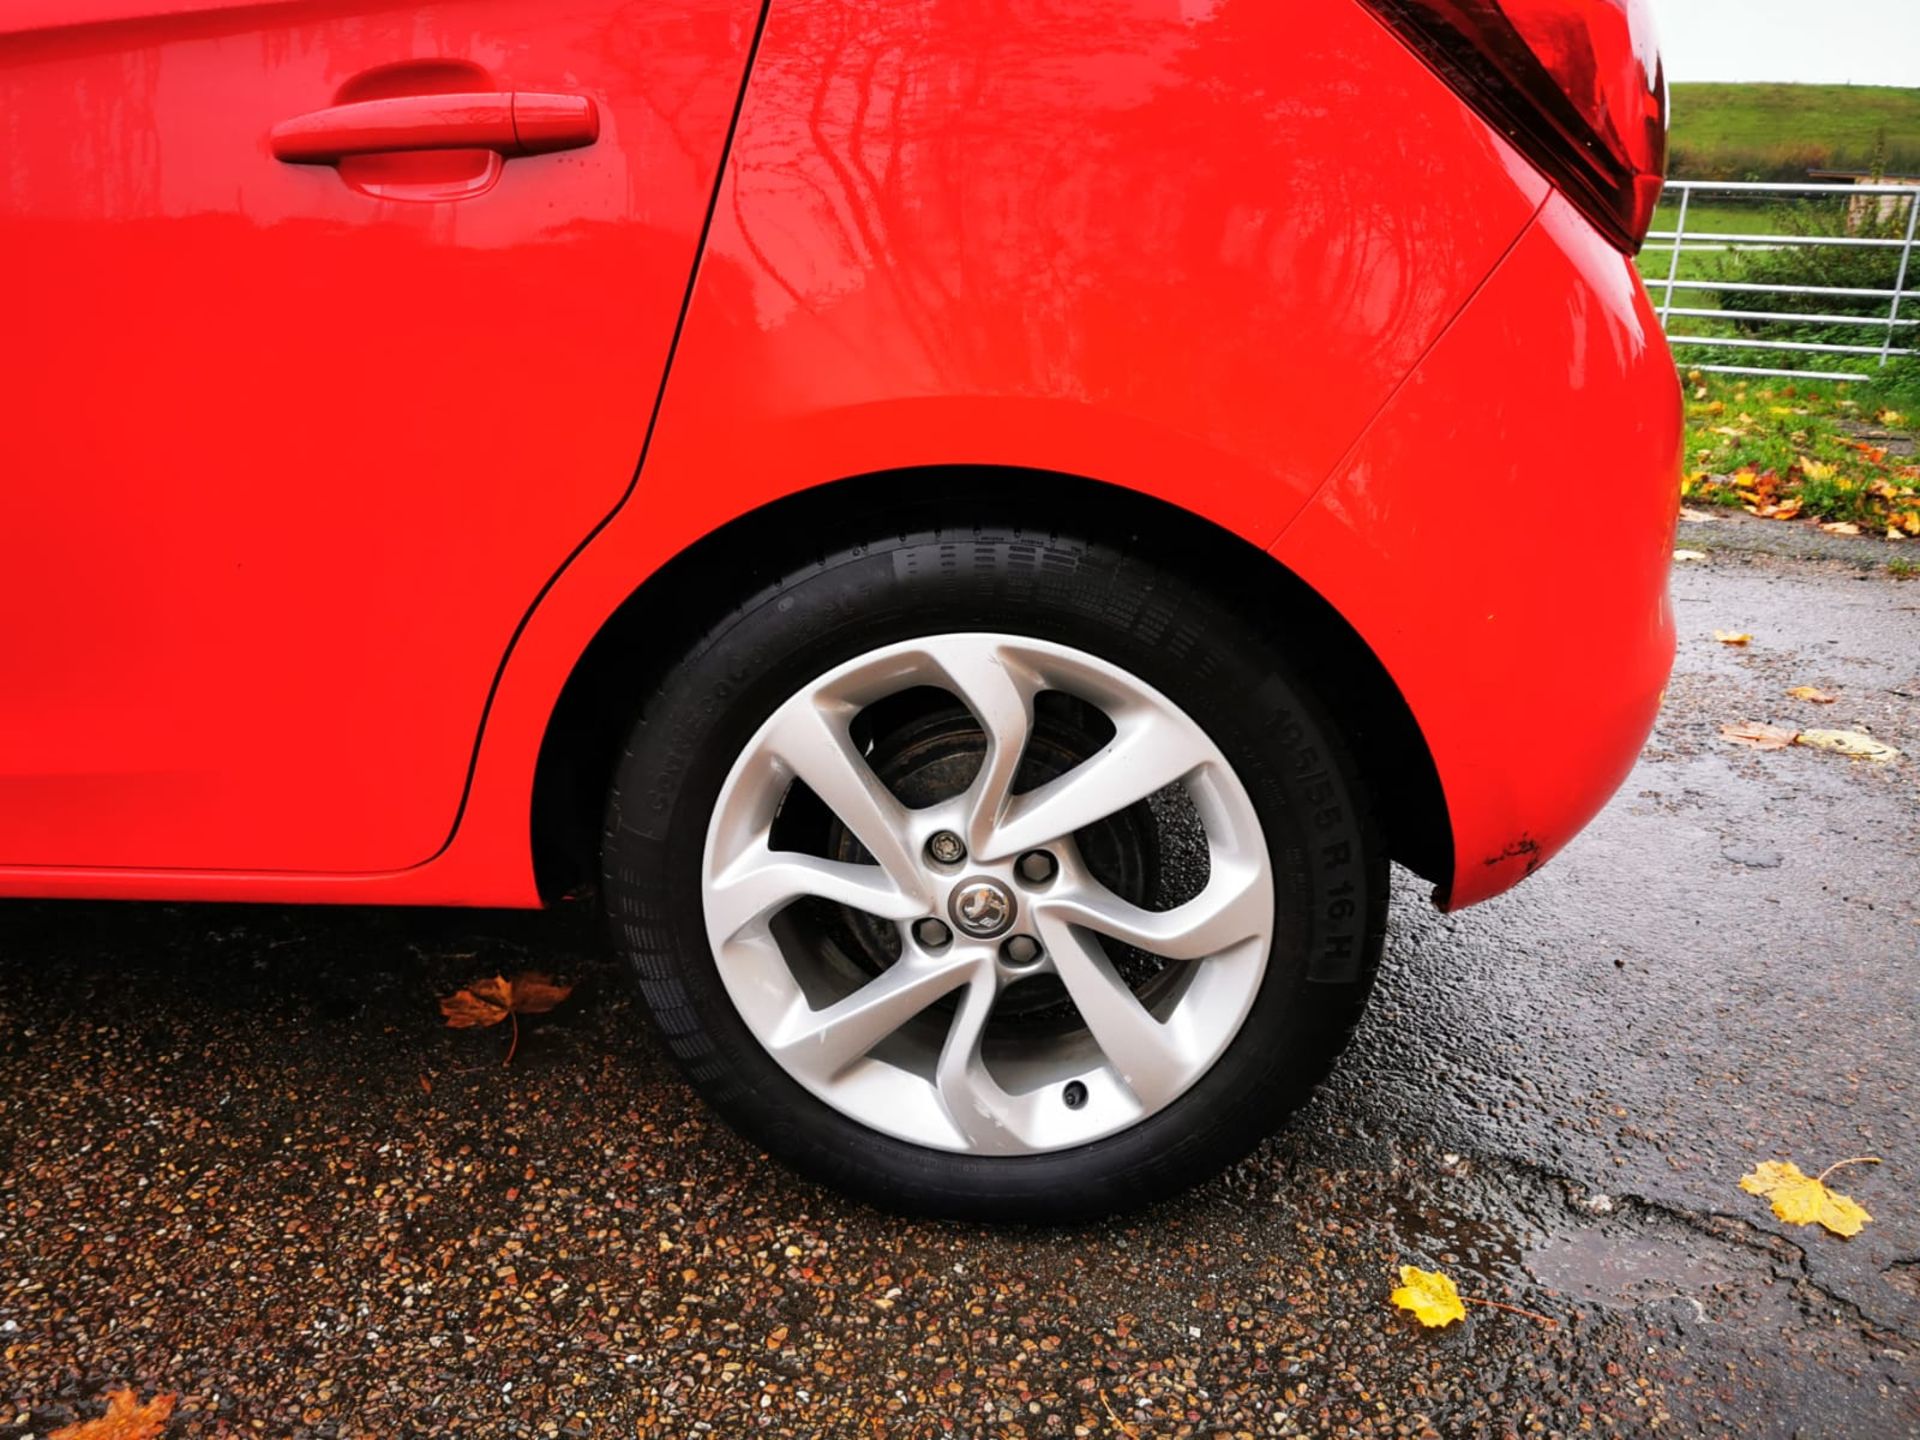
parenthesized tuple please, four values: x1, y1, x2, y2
(510, 974, 573, 1011)
(1877, 408, 1906, 425)
(440, 972, 574, 1065)
(1796, 729, 1901, 763)
(51, 1390, 178, 1440)
(1679, 506, 1717, 523)
(1714, 630, 1752, 646)
(1798, 458, 1837, 482)
(1673, 548, 1707, 562)
(440, 973, 573, 1026)
(1786, 686, 1838, 704)
(1820, 521, 1862, 536)
(1769, 498, 1803, 521)
(1740, 1159, 1878, 1237)
(1390, 1265, 1466, 1328)
(439, 975, 516, 1028)
(1720, 722, 1798, 750)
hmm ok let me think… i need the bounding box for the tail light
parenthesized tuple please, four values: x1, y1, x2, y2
(1360, 0, 1668, 253)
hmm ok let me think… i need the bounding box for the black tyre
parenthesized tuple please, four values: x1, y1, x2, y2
(603, 518, 1385, 1220)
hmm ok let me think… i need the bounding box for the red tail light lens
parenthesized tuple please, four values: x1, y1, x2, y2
(1361, 0, 1668, 253)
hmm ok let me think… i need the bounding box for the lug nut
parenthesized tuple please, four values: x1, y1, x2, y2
(1016, 850, 1057, 885)
(1001, 934, 1043, 967)
(914, 918, 952, 949)
(926, 831, 966, 865)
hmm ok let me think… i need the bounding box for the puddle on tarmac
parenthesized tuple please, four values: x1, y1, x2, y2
(1526, 1227, 1750, 1309)
(1381, 1196, 1529, 1276)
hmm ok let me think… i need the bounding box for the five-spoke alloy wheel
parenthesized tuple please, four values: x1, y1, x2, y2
(605, 517, 1384, 1220)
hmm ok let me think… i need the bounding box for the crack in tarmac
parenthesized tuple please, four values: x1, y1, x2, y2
(1429, 1146, 1919, 1349)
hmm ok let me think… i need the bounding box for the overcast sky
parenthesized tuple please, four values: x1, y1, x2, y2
(1656, 0, 1920, 85)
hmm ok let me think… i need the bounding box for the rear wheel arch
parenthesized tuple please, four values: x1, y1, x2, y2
(528, 467, 1451, 903)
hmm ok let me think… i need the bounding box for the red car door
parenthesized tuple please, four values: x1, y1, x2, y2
(0, 0, 759, 873)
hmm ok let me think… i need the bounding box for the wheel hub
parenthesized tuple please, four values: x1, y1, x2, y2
(949, 877, 1016, 938)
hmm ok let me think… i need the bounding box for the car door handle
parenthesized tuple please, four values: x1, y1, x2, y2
(271, 92, 599, 164)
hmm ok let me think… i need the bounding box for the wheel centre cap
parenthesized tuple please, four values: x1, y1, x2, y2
(948, 877, 1016, 939)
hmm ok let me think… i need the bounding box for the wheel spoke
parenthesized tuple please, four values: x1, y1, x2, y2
(985, 708, 1210, 860)
(922, 640, 1040, 858)
(1036, 916, 1190, 1110)
(933, 968, 1024, 1153)
(764, 697, 923, 893)
(769, 952, 975, 1085)
(707, 845, 924, 943)
(1037, 860, 1269, 961)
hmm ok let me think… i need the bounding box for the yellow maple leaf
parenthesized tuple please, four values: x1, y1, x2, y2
(1799, 457, 1837, 482)
(1739, 1159, 1878, 1238)
(1796, 730, 1901, 763)
(1390, 1265, 1466, 1328)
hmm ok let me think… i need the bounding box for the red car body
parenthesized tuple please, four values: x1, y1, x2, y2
(0, 0, 1679, 912)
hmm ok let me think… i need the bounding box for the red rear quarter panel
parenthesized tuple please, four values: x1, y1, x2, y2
(628, 0, 1549, 543)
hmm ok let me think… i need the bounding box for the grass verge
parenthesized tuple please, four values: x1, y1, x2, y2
(1682, 369, 1920, 536)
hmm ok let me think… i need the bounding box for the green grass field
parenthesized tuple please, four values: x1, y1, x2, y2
(1669, 83, 1920, 179)
(1639, 85, 1920, 381)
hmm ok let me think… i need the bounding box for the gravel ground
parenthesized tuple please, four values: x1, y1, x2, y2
(2, 547, 1917, 1439)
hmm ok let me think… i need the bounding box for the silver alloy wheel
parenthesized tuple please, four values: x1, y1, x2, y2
(700, 633, 1275, 1155)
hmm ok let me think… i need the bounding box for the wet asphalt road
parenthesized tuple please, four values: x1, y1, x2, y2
(3, 538, 1918, 1439)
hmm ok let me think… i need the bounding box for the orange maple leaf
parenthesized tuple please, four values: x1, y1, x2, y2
(51, 1389, 177, 1440)
(440, 973, 573, 1065)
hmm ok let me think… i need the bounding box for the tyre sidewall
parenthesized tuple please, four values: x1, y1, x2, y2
(604, 526, 1383, 1219)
